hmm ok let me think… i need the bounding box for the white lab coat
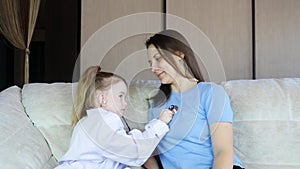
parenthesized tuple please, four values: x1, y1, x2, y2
(55, 108, 169, 169)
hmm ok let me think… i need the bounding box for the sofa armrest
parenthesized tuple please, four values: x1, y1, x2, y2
(0, 86, 53, 169)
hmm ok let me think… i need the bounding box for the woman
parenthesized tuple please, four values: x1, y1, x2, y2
(144, 30, 244, 169)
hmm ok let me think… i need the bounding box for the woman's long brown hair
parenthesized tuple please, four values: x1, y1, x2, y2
(145, 29, 204, 107)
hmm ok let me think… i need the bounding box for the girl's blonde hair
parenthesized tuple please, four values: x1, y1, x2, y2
(71, 66, 126, 126)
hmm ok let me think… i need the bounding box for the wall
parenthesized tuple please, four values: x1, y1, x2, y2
(44, 0, 80, 82)
(255, 0, 300, 78)
(167, 0, 252, 82)
(80, 0, 163, 82)
(81, 0, 300, 83)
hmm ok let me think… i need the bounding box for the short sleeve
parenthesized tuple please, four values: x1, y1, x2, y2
(204, 84, 233, 124)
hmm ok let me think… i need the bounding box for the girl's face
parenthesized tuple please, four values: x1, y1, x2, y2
(147, 44, 182, 85)
(102, 80, 128, 116)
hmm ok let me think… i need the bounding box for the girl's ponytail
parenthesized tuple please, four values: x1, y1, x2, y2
(71, 66, 100, 126)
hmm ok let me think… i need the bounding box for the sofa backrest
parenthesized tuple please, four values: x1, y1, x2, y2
(7, 78, 299, 169)
(222, 78, 300, 169)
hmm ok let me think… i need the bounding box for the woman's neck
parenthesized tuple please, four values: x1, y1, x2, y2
(171, 77, 198, 93)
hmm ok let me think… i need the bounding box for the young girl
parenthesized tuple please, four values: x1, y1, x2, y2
(144, 30, 244, 169)
(55, 66, 174, 169)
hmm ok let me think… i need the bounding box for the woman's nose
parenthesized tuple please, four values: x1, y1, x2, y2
(151, 63, 159, 72)
(151, 66, 156, 72)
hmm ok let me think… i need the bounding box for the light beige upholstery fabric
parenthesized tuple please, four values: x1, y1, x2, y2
(0, 86, 52, 168)
(22, 83, 74, 160)
(2, 78, 299, 169)
(123, 80, 160, 131)
(222, 78, 300, 169)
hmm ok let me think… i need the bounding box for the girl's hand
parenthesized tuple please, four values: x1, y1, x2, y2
(158, 109, 174, 124)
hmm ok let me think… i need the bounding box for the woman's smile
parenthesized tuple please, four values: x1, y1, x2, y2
(156, 71, 164, 78)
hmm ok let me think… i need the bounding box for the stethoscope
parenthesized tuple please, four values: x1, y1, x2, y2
(121, 105, 178, 169)
(121, 116, 132, 132)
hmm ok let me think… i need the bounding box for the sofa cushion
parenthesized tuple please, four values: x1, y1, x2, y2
(0, 86, 52, 169)
(222, 78, 300, 169)
(22, 83, 75, 160)
(42, 155, 58, 169)
(123, 80, 160, 131)
(21, 81, 159, 161)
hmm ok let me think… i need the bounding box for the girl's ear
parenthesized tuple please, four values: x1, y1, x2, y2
(95, 91, 104, 107)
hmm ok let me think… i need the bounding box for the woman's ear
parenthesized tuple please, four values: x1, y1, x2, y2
(175, 51, 185, 59)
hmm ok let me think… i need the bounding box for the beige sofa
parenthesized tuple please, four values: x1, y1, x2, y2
(0, 78, 299, 169)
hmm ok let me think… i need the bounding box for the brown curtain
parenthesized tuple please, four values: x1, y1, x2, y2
(0, 0, 41, 84)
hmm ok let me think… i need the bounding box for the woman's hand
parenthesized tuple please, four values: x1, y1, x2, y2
(158, 109, 174, 124)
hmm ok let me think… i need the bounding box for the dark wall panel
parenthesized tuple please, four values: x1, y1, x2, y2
(44, 0, 80, 82)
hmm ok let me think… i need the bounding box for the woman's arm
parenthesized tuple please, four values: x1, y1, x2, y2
(210, 122, 234, 169)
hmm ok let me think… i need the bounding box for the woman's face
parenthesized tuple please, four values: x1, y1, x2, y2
(102, 80, 128, 116)
(147, 44, 182, 85)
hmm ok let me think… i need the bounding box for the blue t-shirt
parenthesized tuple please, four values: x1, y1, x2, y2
(149, 82, 243, 169)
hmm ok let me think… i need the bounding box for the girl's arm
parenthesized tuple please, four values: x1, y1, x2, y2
(80, 108, 170, 166)
(210, 122, 234, 169)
